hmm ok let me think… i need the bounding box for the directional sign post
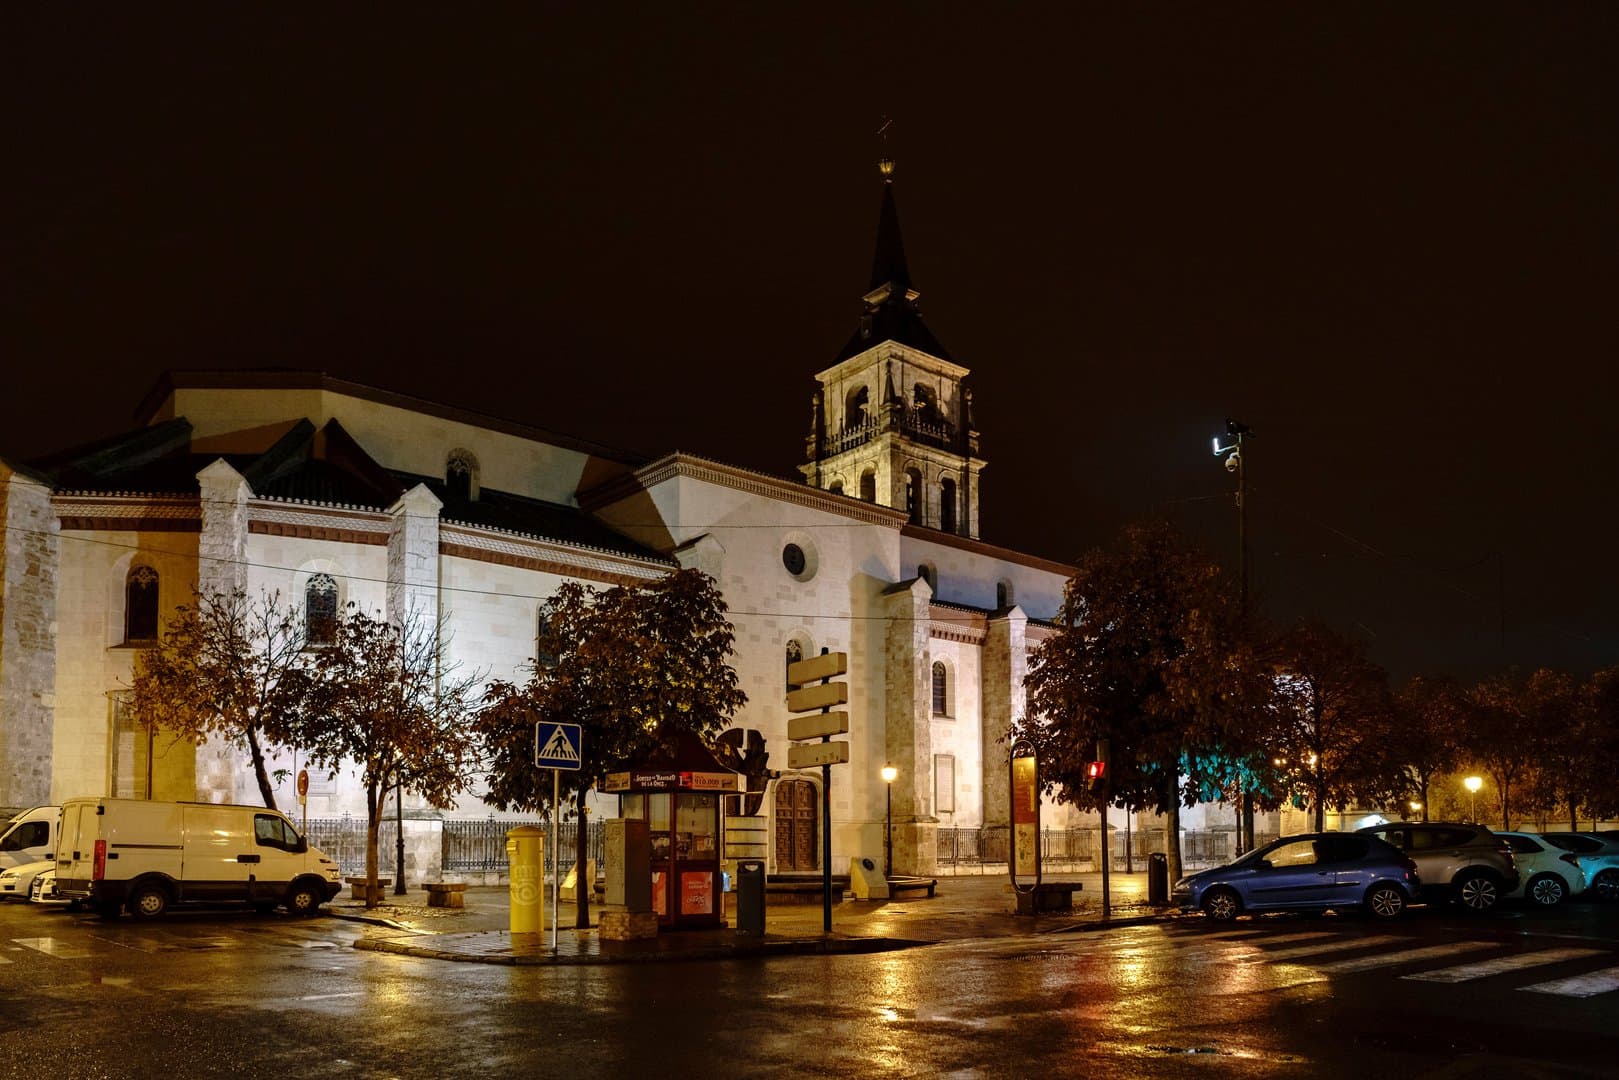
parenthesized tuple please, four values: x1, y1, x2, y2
(534, 721, 583, 951)
(786, 650, 849, 933)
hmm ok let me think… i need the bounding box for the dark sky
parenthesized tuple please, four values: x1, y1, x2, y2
(4, 6, 1616, 681)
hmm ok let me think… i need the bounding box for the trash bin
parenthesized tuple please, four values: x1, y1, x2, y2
(1148, 852, 1169, 905)
(736, 859, 765, 936)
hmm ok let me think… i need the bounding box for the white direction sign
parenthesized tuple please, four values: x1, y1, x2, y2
(535, 722, 584, 770)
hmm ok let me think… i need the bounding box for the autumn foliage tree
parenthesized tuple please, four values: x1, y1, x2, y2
(1377, 676, 1466, 820)
(130, 588, 312, 809)
(1016, 521, 1271, 883)
(475, 568, 746, 927)
(302, 606, 483, 907)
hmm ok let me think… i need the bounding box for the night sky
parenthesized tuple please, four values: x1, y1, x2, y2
(4, 6, 1615, 680)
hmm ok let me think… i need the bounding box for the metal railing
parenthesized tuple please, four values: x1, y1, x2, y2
(935, 827, 1247, 874)
(442, 819, 604, 874)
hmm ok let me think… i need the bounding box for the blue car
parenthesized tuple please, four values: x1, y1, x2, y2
(1172, 832, 1421, 922)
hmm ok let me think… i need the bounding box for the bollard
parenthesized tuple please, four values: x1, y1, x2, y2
(735, 859, 765, 936)
(1148, 852, 1169, 905)
(507, 825, 545, 934)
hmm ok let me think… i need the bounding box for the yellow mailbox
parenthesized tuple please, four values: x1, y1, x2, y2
(506, 825, 545, 934)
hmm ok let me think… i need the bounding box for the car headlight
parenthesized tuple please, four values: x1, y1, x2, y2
(0, 871, 19, 883)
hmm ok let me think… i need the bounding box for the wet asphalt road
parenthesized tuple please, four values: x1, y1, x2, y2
(3, 899, 1619, 1079)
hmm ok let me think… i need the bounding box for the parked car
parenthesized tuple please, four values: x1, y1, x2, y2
(29, 867, 70, 906)
(0, 858, 54, 901)
(1525, 833, 1619, 902)
(1540, 832, 1619, 856)
(1496, 832, 1582, 906)
(1173, 832, 1420, 922)
(0, 806, 58, 870)
(1357, 822, 1518, 913)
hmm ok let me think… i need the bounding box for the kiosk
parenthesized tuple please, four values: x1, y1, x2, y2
(602, 732, 741, 929)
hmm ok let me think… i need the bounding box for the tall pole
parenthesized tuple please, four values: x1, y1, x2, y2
(394, 779, 407, 896)
(885, 783, 893, 877)
(822, 760, 832, 933)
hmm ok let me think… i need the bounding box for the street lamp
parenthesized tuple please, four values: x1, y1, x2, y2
(1409, 800, 1423, 822)
(1213, 419, 1253, 852)
(1464, 776, 1483, 823)
(881, 763, 897, 877)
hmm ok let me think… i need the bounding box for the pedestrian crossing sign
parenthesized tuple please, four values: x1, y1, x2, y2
(534, 722, 583, 770)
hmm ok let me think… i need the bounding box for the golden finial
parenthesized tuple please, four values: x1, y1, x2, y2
(877, 116, 895, 182)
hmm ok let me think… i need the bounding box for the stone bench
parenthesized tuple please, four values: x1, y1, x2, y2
(424, 882, 468, 909)
(345, 876, 392, 901)
(1013, 881, 1082, 915)
(888, 876, 937, 899)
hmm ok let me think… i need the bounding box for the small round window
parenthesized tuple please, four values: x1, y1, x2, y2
(782, 544, 806, 576)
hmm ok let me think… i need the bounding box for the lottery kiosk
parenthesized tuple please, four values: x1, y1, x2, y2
(601, 731, 741, 929)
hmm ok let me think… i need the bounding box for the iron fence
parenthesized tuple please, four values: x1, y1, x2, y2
(302, 817, 605, 877)
(935, 826, 1245, 874)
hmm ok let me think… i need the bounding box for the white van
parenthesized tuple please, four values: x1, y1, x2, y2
(55, 798, 343, 919)
(0, 806, 58, 870)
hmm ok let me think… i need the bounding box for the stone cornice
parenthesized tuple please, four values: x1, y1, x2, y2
(439, 524, 670, 586)
(930, 601, 988, 645)
(580, 452, 912, 528)
(52, 494, 202, 532)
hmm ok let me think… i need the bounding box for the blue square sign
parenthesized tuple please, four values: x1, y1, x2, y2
(534, 722, 583, 770)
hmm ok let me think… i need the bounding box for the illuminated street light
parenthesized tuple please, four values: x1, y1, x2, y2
(1213, 419, 1253, 852)
(1464, 775, 1483, 823)
(881, 763, 898, 876)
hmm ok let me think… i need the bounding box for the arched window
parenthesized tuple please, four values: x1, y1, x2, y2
(536, 610, 559, 669)
(305, 573, 338, 647)
(913, 383, 933, 420)
(446, 449, 478, 502)
(845, 386, 869, 429)
(917, 563, 936, 591)
(124, 566, 160, 643)
(940, 477, 956, 533)
(859, 468, 877, 503)
(905, 468, 923, 524)
(828, 480, 844, 496)
(931, 661, 949, 716)
(996, 580, 1014, 609)
(785, 638, 803, 689)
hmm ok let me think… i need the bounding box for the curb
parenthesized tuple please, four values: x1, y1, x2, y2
(352, 932, 930, 966)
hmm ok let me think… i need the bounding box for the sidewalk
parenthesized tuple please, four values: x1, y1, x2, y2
(338, 871, 1177, 966)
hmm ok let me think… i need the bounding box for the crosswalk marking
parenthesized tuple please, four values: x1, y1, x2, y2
(1315, 941, 1499, 974)
(1244, 934, 1407, 962)
(12, 936, 93, 960)
(0, 954, 11, 965)
(1520, 965, 1619, 999)
(1402, 947, 1606, 984)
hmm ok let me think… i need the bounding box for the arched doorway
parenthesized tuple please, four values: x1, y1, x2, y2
(774, 777, 819, 872)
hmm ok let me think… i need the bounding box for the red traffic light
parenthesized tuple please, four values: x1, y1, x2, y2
(1085, 761, 1106, 781)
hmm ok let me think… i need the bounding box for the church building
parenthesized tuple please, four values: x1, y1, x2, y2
(0, 160, 1094, 878)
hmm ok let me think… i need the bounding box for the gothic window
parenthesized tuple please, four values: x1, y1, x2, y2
(305, 573, 338, 647)
(846, 386, 869, 429)
(784, 638, 804, 690)
(859, 468, 876, 503)
(124, 566, 160, 643)
(905, 468, 923, 524)
(996, 580, 1014, 609)
(446, 449, 478, 502)
(940, 478, 956, 533)
(931, 660, 949, 716)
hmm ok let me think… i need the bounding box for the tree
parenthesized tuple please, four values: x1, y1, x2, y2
(129, 588, 312, 809)
(302, 606, 482, 908)
(1463, 672, 1536, 831)
(475, 568, 746, 927)
(1378, 676, 1466, 821)
(1272, 622, 1393, 831)
(1515, 668, 1589, 830)
(1015, 521, 1270, 884)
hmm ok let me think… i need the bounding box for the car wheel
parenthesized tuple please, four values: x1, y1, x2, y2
(1526, 873, 1567, 907)
(1202, 887, 1242, 922)
(285, 881, 323, 917)
(1366, 884, 1406, 919)
(1594, 870, 1619, 903)
(1454, 871, 1499, 913)
(129, 884, 168, 920)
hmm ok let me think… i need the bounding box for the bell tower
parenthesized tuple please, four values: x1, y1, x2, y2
(802, 158, 985, 538)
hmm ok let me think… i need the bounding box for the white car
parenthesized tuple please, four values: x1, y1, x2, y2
(0, 859, 54, 901)
(1539, 833, 1619, 902)
(29, 868, 70, 906)
(1497, 832, 1583, 906)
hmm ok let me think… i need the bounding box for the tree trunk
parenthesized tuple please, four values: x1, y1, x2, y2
(365, 784, 381, 909)
(1165, 795, 1182, 885)
(1313, 774, 1326, 832)
(245, 726, 277, 810)
(575, 790, 591, 929)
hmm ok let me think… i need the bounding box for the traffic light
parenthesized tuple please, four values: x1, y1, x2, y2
(1088, 738, 1110, 794)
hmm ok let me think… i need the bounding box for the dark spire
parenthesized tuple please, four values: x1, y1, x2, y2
(868, 157, 911, 293)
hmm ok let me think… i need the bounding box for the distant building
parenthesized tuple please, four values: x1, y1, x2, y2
(1, 162, 1234, 878)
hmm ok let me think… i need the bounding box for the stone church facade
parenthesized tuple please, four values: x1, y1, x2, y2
(1, 165, 1107, 876)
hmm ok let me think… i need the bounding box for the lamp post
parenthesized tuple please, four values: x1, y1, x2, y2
(881, 763, 897, 876)
(1213, 419, 1253, 851)
(1464, 776, 1483, 824)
